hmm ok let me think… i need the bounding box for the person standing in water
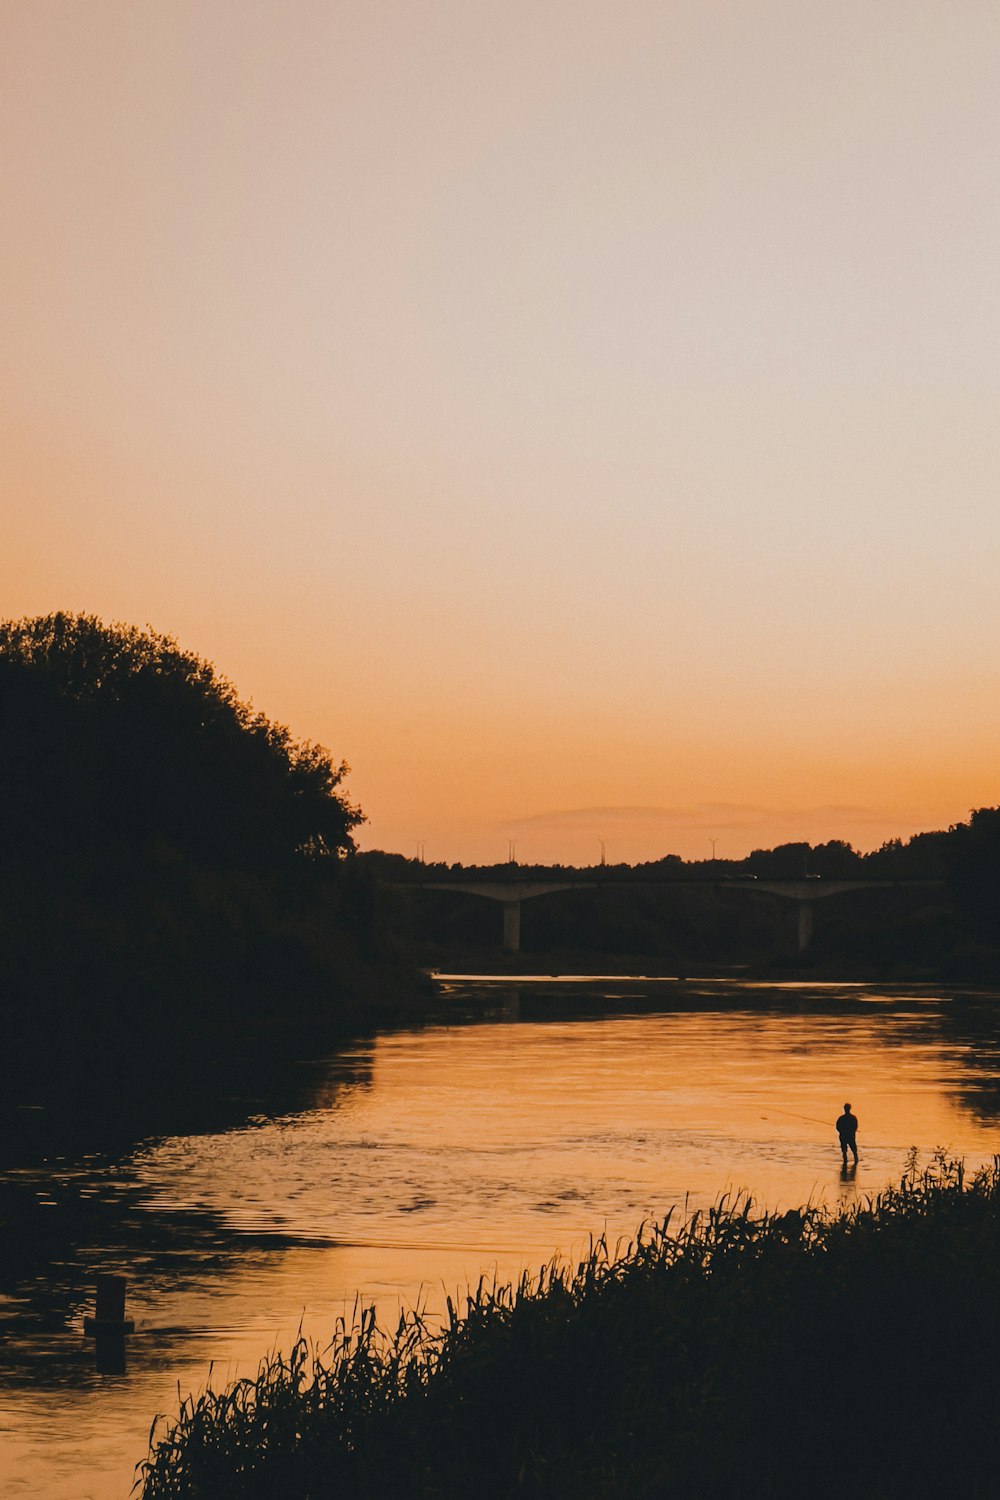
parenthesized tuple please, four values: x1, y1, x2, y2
(836, 1102, 859, 1165)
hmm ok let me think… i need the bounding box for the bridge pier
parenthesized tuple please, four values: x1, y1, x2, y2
(502, 901, 521, 953)
(797, 902, 814, 954)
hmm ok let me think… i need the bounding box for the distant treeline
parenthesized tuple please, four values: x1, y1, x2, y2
(0, 613, 421, 1051)
(4, 610, 998, 1026)
(360, 811, 1000, 977)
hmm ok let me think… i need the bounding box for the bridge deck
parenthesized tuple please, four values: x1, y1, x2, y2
(396, 877, 941, 954)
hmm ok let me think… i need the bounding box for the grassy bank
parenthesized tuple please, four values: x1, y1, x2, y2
(139, 1156, 1000, 1499)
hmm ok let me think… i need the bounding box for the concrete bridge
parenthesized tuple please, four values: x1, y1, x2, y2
(409, 877, 940, 954)
(416, 880, 593, 953)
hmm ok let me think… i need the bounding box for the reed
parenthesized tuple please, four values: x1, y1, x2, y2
(138, 1154, 1000, 1499)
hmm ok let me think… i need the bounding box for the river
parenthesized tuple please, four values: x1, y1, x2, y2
(2, 977, 1000, 1498)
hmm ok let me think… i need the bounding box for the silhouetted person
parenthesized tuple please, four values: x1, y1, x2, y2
(836, 1102, 858, 1165)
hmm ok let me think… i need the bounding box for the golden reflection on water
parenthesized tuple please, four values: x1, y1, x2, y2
(3, 981, 1000, 1500)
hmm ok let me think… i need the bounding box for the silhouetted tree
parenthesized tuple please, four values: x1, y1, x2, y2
(948, 806, 1000, 943)
(808, 839, 863, 877)
(746, 841, 812, 879)
(0, 615, 400, 1039)
(0, 613, 362, 872)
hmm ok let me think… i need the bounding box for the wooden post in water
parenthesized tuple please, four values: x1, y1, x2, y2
(85, 1273, 134, 1375)
(84, 1274, 135, 1335)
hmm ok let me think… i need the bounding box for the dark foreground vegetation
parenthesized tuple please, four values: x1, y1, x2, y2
(139, 1156, 1000, 1499)
(0, 613, 424, 1059)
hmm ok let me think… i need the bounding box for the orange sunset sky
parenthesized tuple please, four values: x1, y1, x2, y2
(3, 1, 999, 866)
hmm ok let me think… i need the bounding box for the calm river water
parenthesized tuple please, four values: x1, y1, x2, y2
(3, 978, 1000, 1498)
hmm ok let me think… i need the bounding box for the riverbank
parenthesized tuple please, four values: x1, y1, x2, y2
(419, 942, 988, 983)
(139, 1156, 1000, 1499)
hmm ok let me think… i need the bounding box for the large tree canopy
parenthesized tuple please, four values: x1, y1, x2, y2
(0, 613, 362, 870)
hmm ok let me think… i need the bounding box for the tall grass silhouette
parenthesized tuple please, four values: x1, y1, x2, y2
(139, 1155, 1000, 1498)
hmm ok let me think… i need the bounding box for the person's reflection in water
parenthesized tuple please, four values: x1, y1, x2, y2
(836, 1102, 859, 1165)
(837, 1159, 858, 1210)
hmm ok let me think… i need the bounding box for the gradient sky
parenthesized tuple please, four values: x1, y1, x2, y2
(3, 1, 999, 864)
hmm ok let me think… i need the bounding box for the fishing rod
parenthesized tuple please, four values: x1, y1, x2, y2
(760, 1105, 834, 1127)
